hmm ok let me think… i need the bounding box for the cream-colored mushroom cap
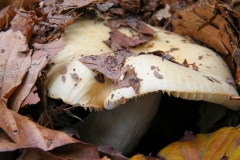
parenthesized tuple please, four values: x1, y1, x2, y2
(45, 17, 240, 111)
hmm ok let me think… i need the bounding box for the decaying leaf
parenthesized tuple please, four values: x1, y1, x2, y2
(169, 0, 240, 87)
(8, 38, 66, 111)
(20, 85, 40, 107)
(0, 99, 78, 152)
(158, 126, 240, 159)
(97, 145, 129, 160)
(0, 29, 32, 100)
(105, 29, 152, 51)
(170, 0, 238, 55)
(0, 0, 39, 30)
(17, 142, 101, 160)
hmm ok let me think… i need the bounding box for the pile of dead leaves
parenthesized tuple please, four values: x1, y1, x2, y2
(0, 0, 119, 159)
(0, 0, 240, 159)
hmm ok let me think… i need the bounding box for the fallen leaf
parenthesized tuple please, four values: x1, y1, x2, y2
(158, 126, 240, 159)
(20, 85, 40, 107)
(108, 17, 155, 35)
(8, 38, 66, 111)
(119, 0, 140, 13)
(169, 0, 240, 86)
(105, 29, 152, 51)
(97, 145, 129, 160)
(138, 0, 161, 24)
(11, 10, 39, 42)
(17, 142, 100, 160)
(0, 0, 39, 30)
(80, 51, 142, 93)
(113, 68, 142, 93)
(96, 2, 115, 12)
(171, 0, 238, 55)
(79, 51, 134, 80)
(130, 154, 158, 160)
(0, 99, 78, 152)
(61, 0, 93, 9)
(0, 5, 9, 19)
(0, 29, 32, 100)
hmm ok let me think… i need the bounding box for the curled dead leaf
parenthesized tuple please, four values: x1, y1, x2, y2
(8, 38, 66, 111)
(0, 99, 78, 152)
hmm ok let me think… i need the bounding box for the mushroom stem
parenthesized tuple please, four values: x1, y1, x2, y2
(73, 92, 162, 155)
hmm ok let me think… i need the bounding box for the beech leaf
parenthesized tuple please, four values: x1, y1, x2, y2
(8, 38, 66, 111)
(17, 142, 101, 160)
(20, 85, 40, 107)
(0, 29, 32, 100)
(0, 0, 39, 30)
(0, 99, 78, 152)
(158, 126, 240, 159)
(97, 145, 128, 160)
(61, 0, 93, 8)
(170, 0, 240, 86)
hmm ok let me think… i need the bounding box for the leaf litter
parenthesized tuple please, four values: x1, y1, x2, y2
(8, 38, 66, 111)
(0, 29, 32, 100)
(169, 0, 240, 88)
(0, 0, 240, 159)
(158, 126, 240, 160)
(0, 0, 132, 159)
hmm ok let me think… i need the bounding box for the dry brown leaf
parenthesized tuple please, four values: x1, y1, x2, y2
(158, 126, 240, 159)
(97, 145, 129, 160)
(17, 142, 101, 160)
(0, 99, 78, 152)
(170, 0, 238, 55)
(0, 0, 39, 30)
(11, 10, 38, 42)
(61, 0, 93, 8)
(8, 38, 66, 111)
(0, 6, 9, 19)
(106, 29, 152, 51)
(0, 29, 32, 100)
(20, 85, 40, 107)
(169, 0, 240, 85)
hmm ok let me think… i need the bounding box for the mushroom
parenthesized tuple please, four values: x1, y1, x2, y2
(45, 17, 240, 155)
